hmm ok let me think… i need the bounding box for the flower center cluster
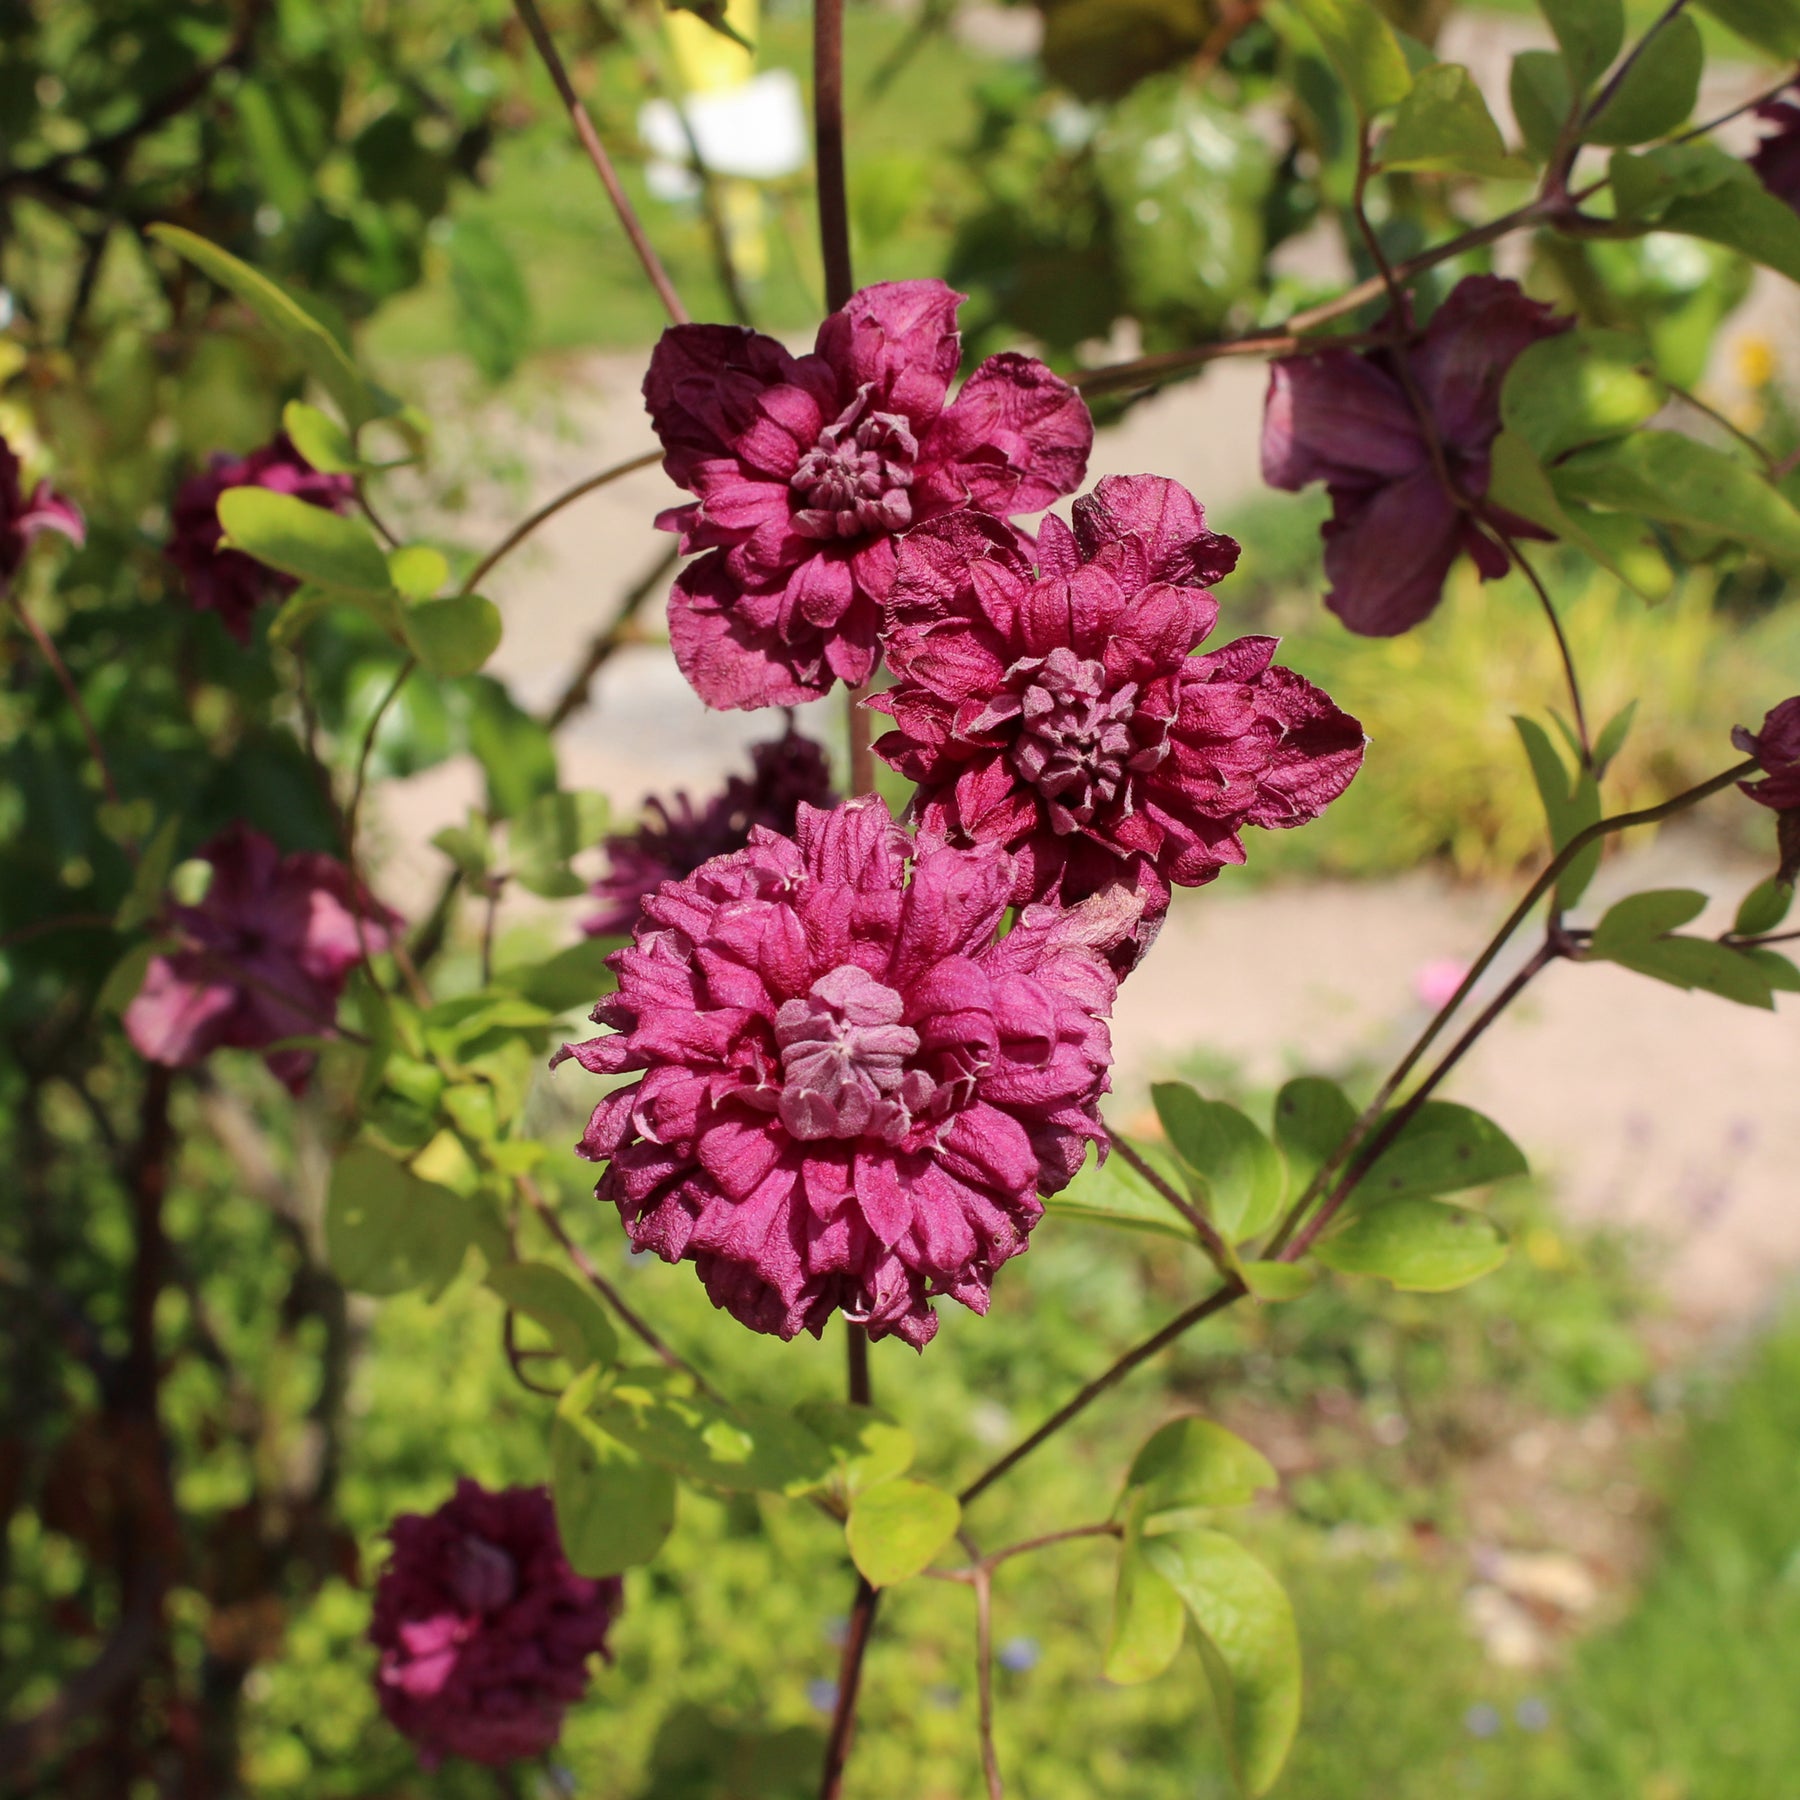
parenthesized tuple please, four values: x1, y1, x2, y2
(447, 1533, 518, 1615)
(790, 387, 917, 542)
(772, 964, 936, 1143)
(1007, 647, 1159, 833)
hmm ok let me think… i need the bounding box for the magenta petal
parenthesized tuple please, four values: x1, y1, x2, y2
(1260, 352, 1425, 490)
(920, 352, 1092, 517)
(1321, 465, 1464, 636)
(814, 278, 963, 428)
(667, 554, 828, 709)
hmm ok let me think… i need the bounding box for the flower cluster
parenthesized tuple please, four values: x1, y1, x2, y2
(1750, 87, 1800, 213)
(557, 797, 1133, 1347)
(369, 1480, 621, 1769)
(871, 475, 1365, 965)
(1734, 696, 1800, 883)
(167, 434, 355, 642)
(1260, 275, 1569, 635)
(124, 822, 400, 1093)
(644, 278, 1092, 708)
(584, 727, 836, 937)
(0, 437, 84, 580)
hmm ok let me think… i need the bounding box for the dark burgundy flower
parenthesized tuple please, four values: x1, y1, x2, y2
(1734, 695, 1800, 882)
(0, 437, 83, 581)
(870, 475, 1364, 967)
(1750, 89, 1800, 212)
(584, 728, 836, 937)
(644, 278, 1093, 709)
(370, 1480, 620, 1769)
(123, 822, 400, 1092)
(167, 434, 355, 643)
(555, 798, 1134, 1348)
(1261, 275, 1570, 636)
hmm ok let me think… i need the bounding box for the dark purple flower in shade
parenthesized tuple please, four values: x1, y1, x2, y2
(869, 475, 1365, 968)
(584, 728, 836, 937)
(1733, 696, 1800, 882)
(166, 434, 355, 643)
(644, 278, 1093, 709)
(123, 822, 400, 1093)
(369, 1480, 621, 1770)
(1260, 275, 1571, 636)
(555, 797, 1134, 1348)
(1749, 89, 1800, 212)
(0, 438, 84, 580)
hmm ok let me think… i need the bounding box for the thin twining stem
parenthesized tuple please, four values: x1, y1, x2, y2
(974, 1566, 1004, 1800)
(510, 0, 689, 326)
(517, 1175, 719, 1395)
(1496, 531, 1592, 767)
(818, 1579, 879, 1800)
(541, 539, 679, 731)
(964, 758, 1762, 1505)
(928, 1522, 1123, 1582)
(1109, 1135, 1236, 1278)
(1665, 381, 1780, 476)
(461, 449, 663, 595)
(11, 593, 122, 810)
(813, 0, 854, 313)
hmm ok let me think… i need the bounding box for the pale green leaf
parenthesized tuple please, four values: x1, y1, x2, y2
(1379, 63, 1530, 176)
(486, 1260, 619, 1371)
(218, 487, 391, 593)
(553, 1369, 677, 1576)
(1354, 1101, 1528, 1207)
(1271, 1076, 1357, 1202)
(1127, 1417, 1277, 1520)
(1735, 875, 1795, 938)
(1513, 716, 1602, 908)
(1044, 1138, 1200, 1243)
(1105, 1493, 1187, 1685)
(1152, 1084, 1285, 1245)
(792, 1401, 917, 1500)
(1316, 1198, 1509, 1290)
(325, 1143, 475, 1297)
(1285, 0, 1414, 116)
(282, 399, 367, 474)
(1240, 1260, 1318, 1302)
(402, 592, 502, 678)
(845, 1478, 961, 1588)
(1500, 329, 1663, 462)
(388, 544, 449, 599)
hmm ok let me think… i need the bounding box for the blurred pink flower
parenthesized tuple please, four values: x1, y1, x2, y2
(1414, 957, 1470, 1012)
(1261, 276, 1569, 636)
(167, 434, 355, 642)
(123, 822, 399, 1092)
(870, 475, 1364, 969)
(0, 437, 83, 580)
(644, 278, 1092, 709)
(583, 728, 835, 937)
(1750, 89, 1800, 212)
(370, 1480, 620, 1769)
(557, 797, 1134, 1347)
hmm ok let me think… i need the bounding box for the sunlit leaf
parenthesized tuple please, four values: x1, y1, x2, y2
(1315, 1197, 1509, 1291)
(845, 1478, 961, 1588)
(486, 1260, 619, 1372)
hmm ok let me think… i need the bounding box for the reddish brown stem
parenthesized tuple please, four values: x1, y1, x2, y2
(814, 0, 853, 312)
(818, 1579, 880, 1800)
(460, 449, 663, 596)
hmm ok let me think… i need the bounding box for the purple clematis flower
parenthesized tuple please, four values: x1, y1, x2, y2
(556, 797, 1134, 1348)
(583, 728, 836, 937)
(1750, 88, 1800, 212)
(370, 1480, 620, 1770)
(167, 434, 355, 643)
(644, 278, 1093, 709)
(1734, 695, 1800, 882)
(123, 822, 400, 1092)
(0, 437, 84, 580)
(1261, 275, 1570, 636)
(870, 475, 1365, 968)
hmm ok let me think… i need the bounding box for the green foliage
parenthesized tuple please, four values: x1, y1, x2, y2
(1046, 1137, 1203, 1241)
(1586, 887, 1791, 1006)
(1125, 1417, 1278, 1520)
(1351, 1102, 1530, 1209)
(1585, 12, 1702, 146)
(845, 1478, 962, 1588)
(1153, 1082, 1286, 1244)
(1379, 63, 1528, 177)
(1281, 0, 1413, 118)
(1314, 1197, 1511, 1291)
(1513, 715, 1602, 907)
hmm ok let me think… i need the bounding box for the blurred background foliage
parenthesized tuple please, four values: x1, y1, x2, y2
(4, 0, 1800, 1795)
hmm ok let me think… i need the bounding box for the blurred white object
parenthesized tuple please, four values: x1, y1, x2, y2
(639, 69, 807, 184)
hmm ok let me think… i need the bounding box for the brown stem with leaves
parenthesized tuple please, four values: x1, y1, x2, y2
(1497, 533, 1592, 766)
(511, 0, 689, 325)
(1109, 1135, 1237, 1277)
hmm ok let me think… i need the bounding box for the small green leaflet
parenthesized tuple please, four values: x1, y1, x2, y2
(1584, 12, 1701, 147)
(1514, 716, 1601, 909)
(485, 1260, 619, 1372)
(1587, 888, 1782, 1008)
(1105, 1492, 1187, 1685)
(1044, 1137, 1200, 1242)
(845, 1478, 961, 1588)
(324, 1142, 477, 1298)
(1153, 1083, 1285, 1245)
(552, 1368, 677, 1577)
(1378, 63, 1529, 177)
(1316, 1197, 1509, 1291)
(403, 593, 503, 679)
(217, 487, 391, 593)
(1283, 0, 1414, 118)
(1125, 1417, 1278, 1523)
(1353, 1101, 1529, 1207)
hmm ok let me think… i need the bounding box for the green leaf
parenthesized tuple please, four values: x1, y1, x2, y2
(1608, 140, 1740, 220)
(149, 225, 374, 428)
(1240, 1260, 1318, 1302)
(791, 1401, 916, 1500)
(1539, 0, 1623, 90)
(324, 1143, 475, 1297)
(1271, 1076, 1357, 1201)
(552, 1369, 677, 1576)
(1585, 12, 1702, 146)
(1127, 1417, 1277, 1521)
(1514, 716, 1602, 908)
(1694, 0, 1800, 58)
(1592, 699, 1639, 782)
(267, 584, 382, 649)
(1354, 1101, 1529, 1207)
(432, 814, 494, 884)
(1590, 887, 1708, 954)
(1735, 876, 1795, 938)
(1486, 431, 1673, 602)
(419, 990, 556, 1057)
(500, 938, 621, 1014)
(217, 487, 392, 594)
(460, 676, 559, 820)
(1654, 180, 1800, 287)
(282, 400, 367, 475)
(1044, 1138, 1201, 1243)
(1143, 1530, 1303, 1796)
(114, 815, 181, 931)
(1379, 63, 1530, 177)
(1285, 0, 1414, 117)
(1589, 893, 1778, 1006)
(1501, 329, 1663, 463)
(1510, 50, 1575, 164)
(486, 1261, 619, 1372)
(388, 544, 449, 599)
(845, 1478, 961, 1588)
(510, 789, 611, 898)
(1105, 1493, 1187, 1685)
(402, 593, 502, 679)
(96, 939, 155, 1015)
(1152, 1084, 1285, 1245)
(446, 215, 534, 385)
(593, 1368, 833, 1496)
(1743, 947, 1800, 993)
(1316, 1197, 1509, 1290)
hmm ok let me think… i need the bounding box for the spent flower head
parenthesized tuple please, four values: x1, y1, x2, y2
(369, 1480, 620, 1769)
(1261, 275, 1569, 636)
(1734, 695, 1800, 882)
(644, 278, 1092, 708)
(871, 475, 1364, 968)
(557, 797, 1134, 1347)
(0, 437, 83, 581)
